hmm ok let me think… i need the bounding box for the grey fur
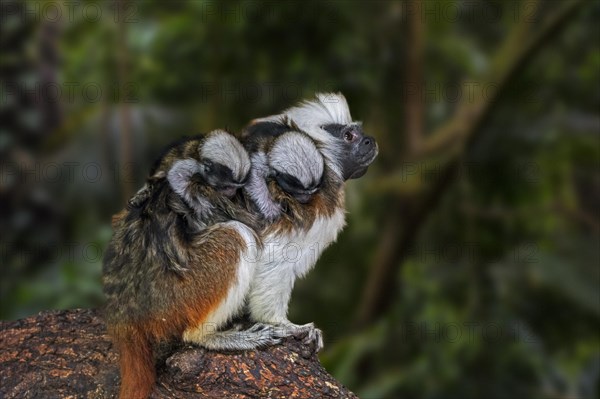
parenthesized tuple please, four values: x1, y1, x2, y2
(268, 132, 324, 189)
(201, 130, 251, 182)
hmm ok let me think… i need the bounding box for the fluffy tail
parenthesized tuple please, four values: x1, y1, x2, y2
(113, 325, 155, 399)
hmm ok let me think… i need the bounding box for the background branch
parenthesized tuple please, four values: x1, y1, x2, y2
(354, 0, 585, 329)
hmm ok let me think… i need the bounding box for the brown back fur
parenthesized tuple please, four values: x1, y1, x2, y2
(103, 179, 246, 398)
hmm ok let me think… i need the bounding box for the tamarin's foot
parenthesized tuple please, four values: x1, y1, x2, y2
(293, 323, 324, 353)
(268, 322, 324, 353)
(185, 323, 283, 351)
(244, 323, 286, 348)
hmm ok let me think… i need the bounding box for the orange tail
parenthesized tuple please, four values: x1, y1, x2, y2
(114, 326, 155, 399)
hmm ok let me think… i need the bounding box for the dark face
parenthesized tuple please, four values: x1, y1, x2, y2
(273, 171, 321, 204)
(322, 124, 378, 180)
(201, 159, 247, 197)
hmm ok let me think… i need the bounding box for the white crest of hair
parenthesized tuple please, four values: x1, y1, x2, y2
(201, 130, 250, 182)
(253, 93, 351, 143)
(245, 152, 281, 220)
(285, 92, 352, 130)
(269, 132, 324, 188)
(167, 159, 214, 220)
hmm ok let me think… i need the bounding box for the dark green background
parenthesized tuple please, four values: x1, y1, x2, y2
(1, 1, 598, 398)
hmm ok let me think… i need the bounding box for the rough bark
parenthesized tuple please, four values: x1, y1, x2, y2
(0, 309, 358, 399)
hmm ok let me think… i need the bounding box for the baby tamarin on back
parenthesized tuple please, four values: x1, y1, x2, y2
(128, 129, 253, 224)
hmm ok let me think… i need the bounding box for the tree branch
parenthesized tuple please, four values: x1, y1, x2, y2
(0, 309, 358, 399)
(353, 0, 585, 329)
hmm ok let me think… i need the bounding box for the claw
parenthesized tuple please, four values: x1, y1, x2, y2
(307, 326, 323, 353)
(275, 322, 324, 353)
(242, 322, 323, 352)
(301, 326, 323, 353)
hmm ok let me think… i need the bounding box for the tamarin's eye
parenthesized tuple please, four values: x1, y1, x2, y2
(344, 131, 355, 142)
(203, 160, 213, 171)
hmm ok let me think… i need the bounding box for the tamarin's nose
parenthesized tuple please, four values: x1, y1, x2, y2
(358, 136, 376, 155)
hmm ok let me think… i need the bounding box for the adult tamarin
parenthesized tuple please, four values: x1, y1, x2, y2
(103, 130, 261, 399)
(240, 93, 378, 350)
(103, 129, 327, 399)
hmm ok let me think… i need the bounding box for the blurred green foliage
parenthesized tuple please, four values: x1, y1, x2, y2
(1, 1, 598, 398)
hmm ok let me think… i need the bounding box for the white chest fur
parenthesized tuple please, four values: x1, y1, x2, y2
(246, 207, 346, 323)
(262, 207, 346, 276)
